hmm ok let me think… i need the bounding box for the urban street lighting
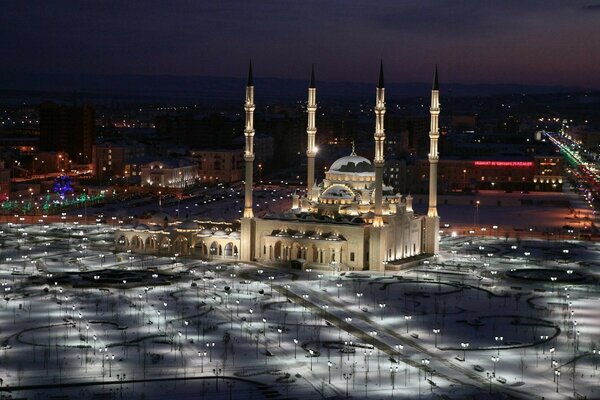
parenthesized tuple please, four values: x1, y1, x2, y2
(461, 342, 470, 361)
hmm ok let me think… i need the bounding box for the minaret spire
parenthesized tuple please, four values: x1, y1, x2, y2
(425, 65, 441, 255)
(243, 61, 255, 219)
(373, 61, 386, 227)
(247, 60, 253, 87)
(306, 65, 318, 200)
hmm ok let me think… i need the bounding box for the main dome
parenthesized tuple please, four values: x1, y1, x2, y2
(329, 155, 374, 173)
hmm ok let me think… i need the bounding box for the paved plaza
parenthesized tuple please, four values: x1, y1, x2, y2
(1, 222, 599, 399)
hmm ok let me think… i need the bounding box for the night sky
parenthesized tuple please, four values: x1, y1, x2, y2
(1, 1, 600, 88)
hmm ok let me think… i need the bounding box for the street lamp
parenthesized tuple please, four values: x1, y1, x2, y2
(491, 355, 499, 375)
(421, 359, 430, 381)
(554, 370, 560, 392)
(213, 367, 222, 392)
(378, 303, 386, 320)
(207, 342, 215, 361)
(540, 335, 549, 354)
(293, 338, 298, 359)
(356, 292, 363, 309)
(433, 329, 440, 348)
(343, 372, 352, 398)
(328, 361, 333, 384)
(404, 315, 412, 333)
(494, 336, 503, 355)
(198, 351, 207, 372)
(390, 366, 399, 391)
(461, 342, 470, 361)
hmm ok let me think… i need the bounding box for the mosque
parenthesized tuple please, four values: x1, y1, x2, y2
(115, 62, 441, 272)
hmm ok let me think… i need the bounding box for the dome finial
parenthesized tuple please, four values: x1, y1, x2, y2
(350, 140, 356, 156)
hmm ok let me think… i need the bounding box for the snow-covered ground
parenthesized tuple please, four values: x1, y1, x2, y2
(1, 221, 600, 399)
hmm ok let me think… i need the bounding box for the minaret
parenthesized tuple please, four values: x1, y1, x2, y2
(241, 61, 256, 261)
(243, 61, 255, 219)
(427, 66, 439, 218)
(373, 60, 386, 228)
(306, 65, 317, 200)
(369, 61, 386, 273)
(425, 66, 441, 254)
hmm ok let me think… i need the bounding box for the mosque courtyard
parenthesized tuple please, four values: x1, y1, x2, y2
(0, 222, 599, 399)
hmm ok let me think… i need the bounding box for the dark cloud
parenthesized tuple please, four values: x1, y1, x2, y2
(0, 1, 599, 87)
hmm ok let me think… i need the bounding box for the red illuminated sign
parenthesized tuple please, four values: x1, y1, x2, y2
(473, 161, 533, 168)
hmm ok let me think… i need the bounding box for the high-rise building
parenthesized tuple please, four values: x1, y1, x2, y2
(39, 102, 95, 165)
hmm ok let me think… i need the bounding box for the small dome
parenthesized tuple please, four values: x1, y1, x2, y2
(149, 225, 163, 231)
(330, 154, 374, 173)
(177, 220, 199, 230)
(135, 224, 149, 231)
(199, 229, 213, 236)
(150, 212, 172, 225)
(213, 230, 227, 236)
(228, 231, 241, 238)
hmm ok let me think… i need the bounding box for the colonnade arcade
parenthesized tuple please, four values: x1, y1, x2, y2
(260, 235, 346, 266)
(115, 230, 240, 260)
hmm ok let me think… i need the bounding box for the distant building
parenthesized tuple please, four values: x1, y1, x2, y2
(39, 102, 95, 165)
(416, 155, 564, 192)
(0, 160, 10, 201)
(191, 148, 244, 183)
(93, 141, 146, 178)
(140, 159, 198, 188)
(451, 115, 477, 133)
(155, 113, 241, 148)
(30, 152, 70, 175)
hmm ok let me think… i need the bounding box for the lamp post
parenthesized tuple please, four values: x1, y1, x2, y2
(554, 369, 560, 392)
(109, 354, 115, 377)
(207, 342, 215, 362)
(486, 371, 493, 394)
(336, 282, 342, 298)
(540, 335, 549, 354)
(390, 366, 398, 392)
(198, 351, 206, 372)
(461, 342, 469, 361)
(328, 361, 333, 384)
(116, 374, 126, 399)
(293, 339, 298, 359)
(404, 315, 412, 333)
(495, 336, 503, 355)
(433, 329, 440, 348)
(421, 359, 430, 381)
(379, 303, 386, 320)
(491, 355, 499, 375)
(343, 372, 352, 398)
(309, 349, 314, 371)
(213, 367, 222, 392)
(356, 292, 363, 309)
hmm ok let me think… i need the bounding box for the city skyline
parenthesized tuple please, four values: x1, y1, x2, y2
(1, 1, 600, 88)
